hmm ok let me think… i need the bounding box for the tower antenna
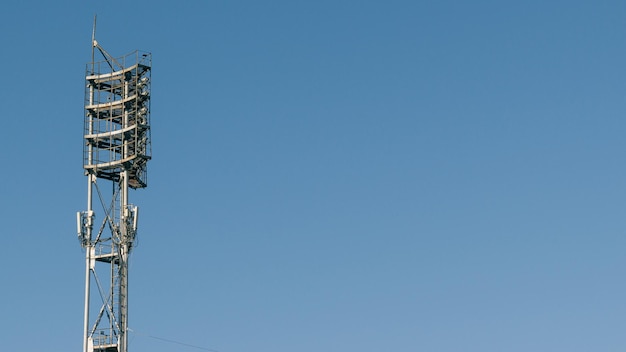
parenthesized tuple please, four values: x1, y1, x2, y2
(78, 20, 152, 352)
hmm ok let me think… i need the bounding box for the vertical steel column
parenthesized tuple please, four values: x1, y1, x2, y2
(83, 79, 95, 352)
(119, 76, 131, 352)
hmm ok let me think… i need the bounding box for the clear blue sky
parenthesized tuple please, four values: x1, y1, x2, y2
(1, 1, 625, 351)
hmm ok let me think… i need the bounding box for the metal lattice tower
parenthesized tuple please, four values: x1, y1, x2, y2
(77, 20, 151, 352)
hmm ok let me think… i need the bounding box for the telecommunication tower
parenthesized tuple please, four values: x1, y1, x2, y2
(77, 20, 151, 352)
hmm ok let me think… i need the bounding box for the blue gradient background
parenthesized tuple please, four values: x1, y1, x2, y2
(0, 1, 625, 351)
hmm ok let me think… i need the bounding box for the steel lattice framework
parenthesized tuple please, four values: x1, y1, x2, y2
(77, 25, 151, 352)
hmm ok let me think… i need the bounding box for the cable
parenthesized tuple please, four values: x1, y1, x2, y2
(128, 328, 220, 352)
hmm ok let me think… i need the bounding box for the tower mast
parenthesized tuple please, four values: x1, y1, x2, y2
(78, 20, 151, 352)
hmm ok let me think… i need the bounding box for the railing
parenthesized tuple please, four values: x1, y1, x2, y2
(92, 328, 118, 347)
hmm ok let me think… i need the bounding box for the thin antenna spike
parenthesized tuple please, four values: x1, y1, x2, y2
(90, 15, 123, 71)
(91, 15, 97, 66)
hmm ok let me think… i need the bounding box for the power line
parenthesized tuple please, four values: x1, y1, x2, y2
(128, 328, 220, 352)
